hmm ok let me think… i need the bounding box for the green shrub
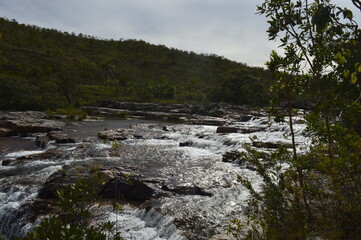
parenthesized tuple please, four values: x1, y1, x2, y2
(22, 175, 123, 240)
(53, 107, 87, 120)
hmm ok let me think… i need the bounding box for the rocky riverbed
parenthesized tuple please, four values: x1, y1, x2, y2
(0, 103, 308, 239)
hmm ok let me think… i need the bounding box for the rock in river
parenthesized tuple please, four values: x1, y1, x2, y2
(0, 111, 65, 136)
(216, 126, 238, 134)
(98, 128, 142, 141)
(38, 166, 154, 204)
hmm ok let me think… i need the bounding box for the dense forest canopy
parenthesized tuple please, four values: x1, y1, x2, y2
(0, 17, 274, 110)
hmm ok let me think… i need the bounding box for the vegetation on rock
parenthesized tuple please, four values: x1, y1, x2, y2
(22, 172, 123, 240)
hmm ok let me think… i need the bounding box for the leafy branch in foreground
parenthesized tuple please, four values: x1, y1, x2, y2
(229, 0, 361, 239)
(22, 174, 123, 240)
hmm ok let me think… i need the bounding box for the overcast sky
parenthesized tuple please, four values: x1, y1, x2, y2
(0, 0, 359, 67)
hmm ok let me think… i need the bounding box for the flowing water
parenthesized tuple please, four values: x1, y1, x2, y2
(0, 113, 308, 239)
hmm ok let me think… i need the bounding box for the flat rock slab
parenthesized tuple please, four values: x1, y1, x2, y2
(0, 111, 65, 135)
(47, 132, 77, 143)
(216, 126, 238, 133)
(252, 141, 293, 149)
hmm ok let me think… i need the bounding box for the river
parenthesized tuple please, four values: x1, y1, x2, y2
(0, 112, 308, 239)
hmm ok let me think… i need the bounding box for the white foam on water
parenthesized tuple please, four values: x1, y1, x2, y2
(95, 143, 112, 150)
(178, 147, 218, 159)
(132, 139, 179, 147)
(96, 206, 185, 240)
(4, 150, 45, 159)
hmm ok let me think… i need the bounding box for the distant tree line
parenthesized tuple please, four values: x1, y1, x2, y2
(0, 17, 275, 110)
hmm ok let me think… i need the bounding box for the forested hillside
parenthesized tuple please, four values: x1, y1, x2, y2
(0, 17, 274, 110)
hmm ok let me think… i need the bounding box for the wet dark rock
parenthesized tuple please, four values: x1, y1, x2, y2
(39, 172, 79, 199)
(38, 166, 154, 204)
(0, 111, 65, 136)
(179, 141, 193, 147)
(161, 185, 213, 197)
(216, 126, 238, 134)
(196, 134, 205, 139)
(32, 170, 117, 221)
(1, 159, 12, 166)
(222, 151, 240, 162)
(252, 141, 293, 149)
(47, 132, 77, 144)
(31, 199, 59, 219)
(100, 174, 154, 202)
(35, 135, 49, 149)
(38, 166, 107, 199)
(188, 118, 226, 126)
(0, 128, 15, 137)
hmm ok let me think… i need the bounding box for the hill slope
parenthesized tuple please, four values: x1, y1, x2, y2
(0, 17, 274, 110)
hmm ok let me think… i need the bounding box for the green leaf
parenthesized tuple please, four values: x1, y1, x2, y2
(343, 9, 353, 20)
(343, 69, 350, 79)
(334, 53, 346, 64)
(351, 72, 357, 84)
(355, 63, 361, 73)
(312, 4, 331, 33)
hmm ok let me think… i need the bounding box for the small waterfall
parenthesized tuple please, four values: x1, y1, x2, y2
(135, 208, 184, 240)
(0, 185, 37, 239)
(95, 206, 185, 240)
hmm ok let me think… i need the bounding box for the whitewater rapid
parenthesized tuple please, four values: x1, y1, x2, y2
(0, 112, 308, 239)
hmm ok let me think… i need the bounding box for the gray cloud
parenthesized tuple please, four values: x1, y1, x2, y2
(0, 0, 359, 67)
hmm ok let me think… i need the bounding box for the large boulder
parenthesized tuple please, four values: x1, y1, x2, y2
(38, 166, 154, 203)
(38, 167, 114, 199)
(100, 174, 154, 202)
